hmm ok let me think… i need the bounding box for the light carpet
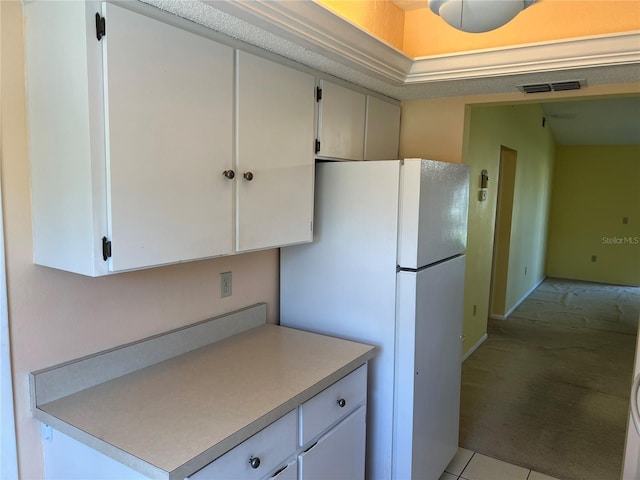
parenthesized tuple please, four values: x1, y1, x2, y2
(460, 278, 640, 480)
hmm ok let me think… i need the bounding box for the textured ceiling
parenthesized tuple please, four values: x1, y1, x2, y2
(541, 96, 640, 146)
(140, 0, 640, 146)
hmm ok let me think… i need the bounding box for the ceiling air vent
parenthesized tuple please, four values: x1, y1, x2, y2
(522, 83, 552, 94)
(550, 80, 582, 91)
(518, 79, 585, 94)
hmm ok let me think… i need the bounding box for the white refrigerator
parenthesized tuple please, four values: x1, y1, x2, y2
(280, 159, 469, 480)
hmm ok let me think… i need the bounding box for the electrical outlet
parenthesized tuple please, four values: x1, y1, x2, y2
(220, 272, 232, 298)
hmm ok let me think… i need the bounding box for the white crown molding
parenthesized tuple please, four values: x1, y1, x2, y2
(205, 0, 413, 84)
(408, 31, 640, 83)
(142, 0, 639, 90)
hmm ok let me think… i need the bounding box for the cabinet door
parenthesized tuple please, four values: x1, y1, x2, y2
(364, 96, 401, 160)
(236, 51, 315, 252)
(317, 80, 366, 160)
(103, 3, 234, 271)
(266, 459, 297, 480)
(299, 406, 366, 480)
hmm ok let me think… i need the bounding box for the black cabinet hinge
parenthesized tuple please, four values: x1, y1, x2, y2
(102, 236, 112, 261)
(96, 13, 106, 41)
(316, 87, 322, 102)
(315, 139, 321, 154)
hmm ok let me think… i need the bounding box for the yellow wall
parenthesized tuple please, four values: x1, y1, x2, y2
(319, 0, 640, 58)
(465, 103, 556, 342)
(404, 0, 640, 57)
(547, 145, 640, 286)
(1, 2, 279, 478)
(318, 0, 405, 50)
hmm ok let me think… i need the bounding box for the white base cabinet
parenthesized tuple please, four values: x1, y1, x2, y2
(24, 1, 315, 276)
(42, 365, 368, 480)
(188, 364, 368, 480)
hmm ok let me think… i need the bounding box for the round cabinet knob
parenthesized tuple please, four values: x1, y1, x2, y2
(243, 172, 254, 181)
(222, 170, 235, 179)
(249, 456, 261, 469)
(337, 398, 346, 408)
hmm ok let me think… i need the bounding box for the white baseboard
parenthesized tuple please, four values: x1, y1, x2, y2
(462, 333, 488, 363)
(490, 276, 546, 321)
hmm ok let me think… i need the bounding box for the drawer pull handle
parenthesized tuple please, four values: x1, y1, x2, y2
(222, 170, 235, 179)
(243, 171, 254, 181)
(249, 456, 261, 469)
(337, 398, 346, 408)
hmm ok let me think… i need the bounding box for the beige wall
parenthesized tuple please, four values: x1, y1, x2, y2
(399, 97, 468, 164)
(547, 145, 640, 286)
(1, 2, 279, 478)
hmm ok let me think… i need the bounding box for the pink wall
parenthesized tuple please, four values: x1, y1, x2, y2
(1, 2, 279, 478)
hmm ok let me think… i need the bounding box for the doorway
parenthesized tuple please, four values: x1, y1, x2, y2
(489, 146, 517, 319)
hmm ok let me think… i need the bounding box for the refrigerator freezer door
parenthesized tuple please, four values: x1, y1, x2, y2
(398, 159, 470, 269)
(394, 255, 465, 480)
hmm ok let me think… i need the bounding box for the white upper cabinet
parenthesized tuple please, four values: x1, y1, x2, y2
(315, 79, 401, 161)
(103, 2, 234, 271)
(316, 80, 366, 161)
(364, 96, 401, 160)
(236, 51, 316, 252)
(25, 0, 107, 276)
(24, 2, 315, 276)
(25, 1, 234, 275)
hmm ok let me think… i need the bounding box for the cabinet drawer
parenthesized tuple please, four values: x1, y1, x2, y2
(299, 364, 367, 446)
(188, 410, 297, 480)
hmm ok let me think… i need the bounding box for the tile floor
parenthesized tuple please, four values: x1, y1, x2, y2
(439, 448, 562, 480)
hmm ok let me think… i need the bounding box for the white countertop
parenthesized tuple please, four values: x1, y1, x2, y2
(35, 322, 375, 479)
